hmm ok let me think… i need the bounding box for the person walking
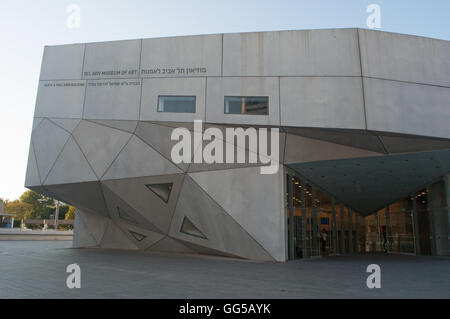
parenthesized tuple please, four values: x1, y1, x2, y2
(320, 228, 328, 256)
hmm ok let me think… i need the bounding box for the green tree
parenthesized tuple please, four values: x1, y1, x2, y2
(59, 205, 76, 230)
(65, 206, 76, 220)
(20, 190, 54, 219)
(4, 200, 32, 219)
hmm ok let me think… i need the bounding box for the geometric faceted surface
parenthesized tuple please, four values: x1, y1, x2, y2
(189, 166, 285, 261)
(48, 118, 81, 134)
(24, 142, 41, 187)
(169, 176, 276, 261)
(73, 120, 131, 178)
(101, 135, 182, 180)
(27, 29, 450, 261)
(32, 119, 70, 182)
(88, 120, 138, 133)
(44, 137, 97, 185)
(45, 182, 109, 217)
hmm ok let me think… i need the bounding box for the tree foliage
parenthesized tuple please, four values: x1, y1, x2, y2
(65, 206, 76, 220)
(1, 190, 74, 221)
(4, 200, 32, 219)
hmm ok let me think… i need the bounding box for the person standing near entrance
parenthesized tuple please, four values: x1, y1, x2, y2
(320, 228, 328, 255)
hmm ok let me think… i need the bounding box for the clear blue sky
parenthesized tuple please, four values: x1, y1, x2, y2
(1, 0, 449, 201)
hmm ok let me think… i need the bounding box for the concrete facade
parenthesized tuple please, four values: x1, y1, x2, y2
(26, 29, 450, 261)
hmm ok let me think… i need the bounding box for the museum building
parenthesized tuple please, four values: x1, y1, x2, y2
(25, 29, 450, 261)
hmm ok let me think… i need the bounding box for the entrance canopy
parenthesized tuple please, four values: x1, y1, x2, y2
(288, 149, 450, 216)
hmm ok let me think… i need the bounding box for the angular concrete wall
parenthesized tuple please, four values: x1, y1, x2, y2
(27, 28, 450, 261)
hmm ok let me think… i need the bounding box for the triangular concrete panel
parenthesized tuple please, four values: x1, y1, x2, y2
(284, 133, 382, 164)
(45, 182, 109, 217)
(283, 126, 386, 153)
(72, 209, 98, 248)
(49, 118, 81, 134)
(146, 236, 196, 254)
(147, 121, 196, 131)
(73, 121, 132, 178)
(113, 220, 165, 249)
(44, 137, 98, 185)
(180, 241, 245, 259)
(102, 135, 182, 180)
(32, 118, 71, 182)
(99, 220, 138, 250)
(32, 118, 44, 132)
(76, 208, 109, 244)
(203, 124, 286, 163)
(135, 121, 192, 171)
(101, 183, 163, 234)
(101, 174, 184, 234)
(25, 142, 41, 187)
(189, 166, 285, 261)
(169, 176, 275, 261)
(379, 134, 450, 154)
(89, 119, 138, 133)
(188, 136, 265, 173)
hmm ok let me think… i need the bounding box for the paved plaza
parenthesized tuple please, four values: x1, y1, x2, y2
(0, 241, 449, 298)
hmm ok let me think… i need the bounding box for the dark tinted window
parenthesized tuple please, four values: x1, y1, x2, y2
(158, 96, 196, 113)
(224, 96, 268, 115)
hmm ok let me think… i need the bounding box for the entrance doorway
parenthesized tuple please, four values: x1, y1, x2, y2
(286, 173, 348, 260)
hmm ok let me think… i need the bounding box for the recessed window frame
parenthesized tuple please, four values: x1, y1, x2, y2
(157, 95, 196, 114)
(180, 216, 207, 239)
(145, 183, 173, 204)
(224, 96, 269, 115)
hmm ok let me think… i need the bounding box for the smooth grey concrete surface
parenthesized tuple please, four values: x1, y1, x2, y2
(363, 77, 450, 139)
(140, 34, 222, 78)
(34, 80, 86, 118)
(280, 76, 365, 129)
(1, 241, 449, 299)
(358, 29, 450, 87)
(189, 166, 285, 261)
(168, 176, 274, 261)
(222, 29, 361, 76)
(40, 44, 85, 80)
(83, 39, 141, 80)
(83, 79, 141, 120)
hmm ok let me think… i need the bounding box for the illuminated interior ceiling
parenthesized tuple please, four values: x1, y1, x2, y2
(288, 149, 450, 216)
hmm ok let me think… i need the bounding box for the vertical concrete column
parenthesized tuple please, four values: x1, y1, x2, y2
(427, 186, 437, 256)
(300, 180, 307, 259)
(287, 175, 294, 260)
(385, 205, 391, 252)
(10, 217, 14, 229)
(331, 198, 338, 255)
(444, 174, 450, 255)
(348, 209, 353, 253)
(312, 187, 319, 256)
(411, 195, 421, 255)
(355, 213, 360, 253)
(340, 203, 345, 254)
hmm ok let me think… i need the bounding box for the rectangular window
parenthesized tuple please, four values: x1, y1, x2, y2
(157, 95, 196, 113)
(224, 96, 269, 115)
